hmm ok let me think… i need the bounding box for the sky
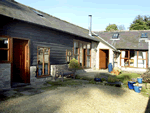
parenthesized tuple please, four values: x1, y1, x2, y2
(16, 0, 150, 31)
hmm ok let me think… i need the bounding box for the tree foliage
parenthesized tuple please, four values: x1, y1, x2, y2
(129, 15, 150, 30)
(105, 24, 118, 32)
(117, 25, 126, 30)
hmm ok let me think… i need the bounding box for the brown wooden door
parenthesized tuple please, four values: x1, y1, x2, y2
(82, 49, 87, 68)
(99, 49, 106, 69)
(13, 39, 30, 83)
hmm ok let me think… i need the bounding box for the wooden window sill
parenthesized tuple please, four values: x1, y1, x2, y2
(0, 61, 11, 63)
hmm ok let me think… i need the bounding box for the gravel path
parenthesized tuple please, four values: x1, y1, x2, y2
(0, 84, 149, 113)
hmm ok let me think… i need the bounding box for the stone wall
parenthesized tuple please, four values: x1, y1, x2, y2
(30, 66, 53, 85)
(0, 63, 11, 89)
(91, 41, 97, 70)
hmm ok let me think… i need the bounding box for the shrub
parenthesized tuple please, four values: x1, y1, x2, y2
(108, 77, 116, 83)
(95, 73, 101, 78)
(68, 58, 81, 70)
(123, 75, 131, 80)
(101, 78, 106, 81)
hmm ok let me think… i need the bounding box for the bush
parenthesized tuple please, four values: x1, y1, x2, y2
(141, 68, 150, 83)
(108, 77, 116, 83)
(101, 78, 106, 82)
(68, 58, 81, 70)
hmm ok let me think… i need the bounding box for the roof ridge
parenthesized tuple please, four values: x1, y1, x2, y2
(14, 0, 89, 32)
(94, 30, 150, 33)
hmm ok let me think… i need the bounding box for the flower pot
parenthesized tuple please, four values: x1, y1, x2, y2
(128, 81, 136, 89)
(94, 78, 102, 82)
(133, 84, 142, 93)
(137, 77, 142, 84)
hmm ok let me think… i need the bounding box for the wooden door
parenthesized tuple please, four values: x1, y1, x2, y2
(82, 49, 87, 68)
(99, 49, 107, 69)
(13, 39, 30, 83)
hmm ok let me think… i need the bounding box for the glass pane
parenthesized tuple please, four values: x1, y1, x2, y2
(74, 55, 78, 60)
(83, 44, 86, 49)
(0, 50, 8, 61)
(80, 43, 82, 65)
(38, 64, 42, 76)
(44, 64, 48, 75)
(121, 59, 129, 66)
(121, 51, 128, 58)
(74, 48, 78, 54)
(67, 56, 69, 62)
(138, 59, 146, 68)
(44, 48, 49, 75)
(0, 38, 8, 48)
(124, 59, 129, 66)
(87, 56, 90, 67)
(38, 48, 43, 75)
(87, 49, 90, 55)
(38, 48, 43, 64)
(87, 43, 91, 49)
(74, 42, 78, 48)
(44, 48, 49, 63)
(138, 51, 146, 59)
(68, 51, 71, 56)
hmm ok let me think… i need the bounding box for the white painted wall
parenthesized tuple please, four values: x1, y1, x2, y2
(96, 41, 114, 70)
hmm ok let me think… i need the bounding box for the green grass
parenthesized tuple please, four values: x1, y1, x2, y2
(42, 78, 89, 90)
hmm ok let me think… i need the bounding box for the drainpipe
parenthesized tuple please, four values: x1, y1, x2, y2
(88, 15, 92, 36)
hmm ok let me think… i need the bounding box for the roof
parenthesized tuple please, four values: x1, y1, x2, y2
(0, 0, 100, 42)
(94, 30, 150, 50)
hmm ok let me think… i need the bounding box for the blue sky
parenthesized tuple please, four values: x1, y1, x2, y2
(16, 0, 150, 31)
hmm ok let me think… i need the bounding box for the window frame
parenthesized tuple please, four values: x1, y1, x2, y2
(37, 46, 50, 77)
(120, 50, 148, 68)
(73, 39, 91, 68)
(141, 33, 148, 38)
(112, 33, 119, 39)
(73, 40, 79, 62)
(0, 35, 12, 63)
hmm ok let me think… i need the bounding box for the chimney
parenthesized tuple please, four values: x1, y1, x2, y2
(88, 15, 92, 36)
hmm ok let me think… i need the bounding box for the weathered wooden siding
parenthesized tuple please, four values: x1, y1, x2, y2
(0, 15, 92, 65)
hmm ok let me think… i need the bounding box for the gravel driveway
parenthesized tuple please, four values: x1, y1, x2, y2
(0, 84, 149, 113)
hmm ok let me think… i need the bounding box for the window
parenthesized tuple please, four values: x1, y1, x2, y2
(32, 9, 44, 17)
(141, 33, 148, 38)
(0, 37, 10, 62)
(37, 47, 50, 76)
(112, 33, 119, 39)
(120, 50, 148, 68)
(74, 41, 79, 60)
(66, 49, 72, 64)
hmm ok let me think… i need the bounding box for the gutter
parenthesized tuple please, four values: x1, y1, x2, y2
(92, 32, 119, 52)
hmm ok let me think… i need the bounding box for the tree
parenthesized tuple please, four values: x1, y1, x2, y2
(105, 24, 118, 32)
(117, 25, 126, 30)
(129, 15, 150, 30)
